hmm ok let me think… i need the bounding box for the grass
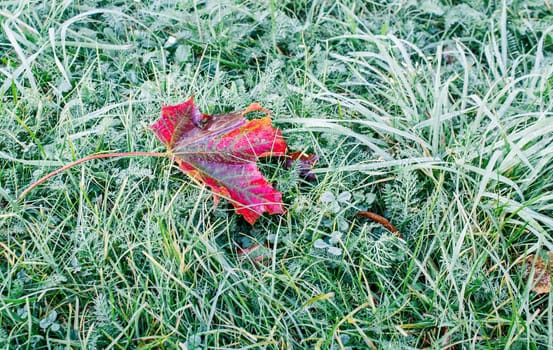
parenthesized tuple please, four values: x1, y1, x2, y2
(1, 0, 553, 348)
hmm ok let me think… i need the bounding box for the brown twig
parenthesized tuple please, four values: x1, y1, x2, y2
(18, 151, 167, 201)
(356, 211, 402, 239)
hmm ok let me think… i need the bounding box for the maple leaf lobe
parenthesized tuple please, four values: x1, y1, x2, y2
(150, 97, 205, 148)
(150, 98, 287, 224)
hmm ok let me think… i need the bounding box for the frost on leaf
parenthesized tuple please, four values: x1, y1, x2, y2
(150, 97, 287, 224)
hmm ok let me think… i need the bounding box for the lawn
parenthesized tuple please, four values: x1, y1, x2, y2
(1, 0, 553, 348)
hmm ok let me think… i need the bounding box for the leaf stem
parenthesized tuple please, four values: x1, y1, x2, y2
(18, 151, 167, 201)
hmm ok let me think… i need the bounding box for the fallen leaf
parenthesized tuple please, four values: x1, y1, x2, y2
(284, 151, 318, 181)
(356, 211, 402, 239)
(150, 97, 287, 224)
(525, 253, 553, 294)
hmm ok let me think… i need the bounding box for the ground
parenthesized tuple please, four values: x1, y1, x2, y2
(1, 1, 553, 348)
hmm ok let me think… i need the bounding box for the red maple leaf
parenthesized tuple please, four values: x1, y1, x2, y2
(150, 97, 287, 224)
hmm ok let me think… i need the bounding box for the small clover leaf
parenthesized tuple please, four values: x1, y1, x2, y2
(320, 191, 351, 214)
(365, 193, 376, 205)
(329, 231, 342, 245)
(320, 191, 335, 203)
(336, 191, 351, 203)
(327, 246, 343, 256)
(313, 232, 343, 256)
(17, 307, 27, 319)
(39, 311, 58, 330)
(314, 239, 330, 249)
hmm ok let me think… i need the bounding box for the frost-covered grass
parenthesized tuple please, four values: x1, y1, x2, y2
(1, 1, 553, 348)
